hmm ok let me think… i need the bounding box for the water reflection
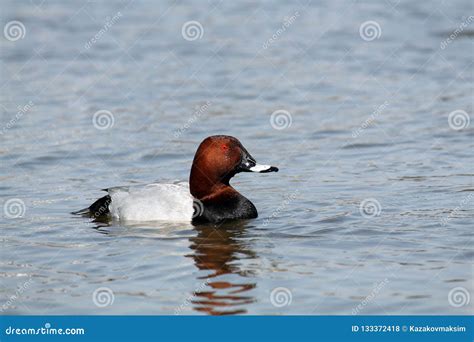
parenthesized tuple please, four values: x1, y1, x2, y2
(187, 221, 257, 315)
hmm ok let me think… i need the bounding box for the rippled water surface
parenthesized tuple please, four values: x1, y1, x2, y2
(1, 1, 473, 315)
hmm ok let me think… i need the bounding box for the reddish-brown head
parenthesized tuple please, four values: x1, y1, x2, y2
(189, 135, 278, 199)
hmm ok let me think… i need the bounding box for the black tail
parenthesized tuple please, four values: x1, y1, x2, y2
(72, 195, 111, 218)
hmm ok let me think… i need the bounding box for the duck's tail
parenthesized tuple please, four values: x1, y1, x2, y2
(72, 195, 111, 217)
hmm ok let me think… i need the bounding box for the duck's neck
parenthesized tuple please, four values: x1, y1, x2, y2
(190, 165, 258, 223)
(189, 164, 234, 200)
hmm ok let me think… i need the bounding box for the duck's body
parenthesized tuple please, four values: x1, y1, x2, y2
(77, 135, 278, 224)
(106, 182, 193, 221)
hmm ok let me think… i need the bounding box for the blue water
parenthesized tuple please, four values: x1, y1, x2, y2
(1, 0, 472, 315)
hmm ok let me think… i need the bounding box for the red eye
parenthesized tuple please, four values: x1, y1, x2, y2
(221, 144, 229, 151)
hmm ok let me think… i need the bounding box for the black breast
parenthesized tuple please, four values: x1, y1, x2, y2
(192, 194, 257, 224)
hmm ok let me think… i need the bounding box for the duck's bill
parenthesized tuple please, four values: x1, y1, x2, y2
(249, 164, 279, 173)
(238, 148, 278, 173)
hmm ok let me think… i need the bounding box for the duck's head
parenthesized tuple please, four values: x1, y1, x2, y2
(189, 135, 278, 199)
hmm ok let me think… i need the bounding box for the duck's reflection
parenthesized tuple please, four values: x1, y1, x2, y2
(88, 218, 258, 315)
(187, 221, 257, 315)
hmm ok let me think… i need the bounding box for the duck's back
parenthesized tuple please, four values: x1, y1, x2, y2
(108, 182, 194, 222)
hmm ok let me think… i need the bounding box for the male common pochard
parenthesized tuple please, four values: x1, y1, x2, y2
(75, 135, 278, 224)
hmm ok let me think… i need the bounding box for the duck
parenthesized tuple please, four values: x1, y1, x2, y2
(75, 135, 278, 224)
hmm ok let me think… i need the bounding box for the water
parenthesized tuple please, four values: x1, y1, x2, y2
(1, 0, 473, 315)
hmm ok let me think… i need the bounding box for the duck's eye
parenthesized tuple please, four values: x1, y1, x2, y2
(221, 144, 229, 151)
